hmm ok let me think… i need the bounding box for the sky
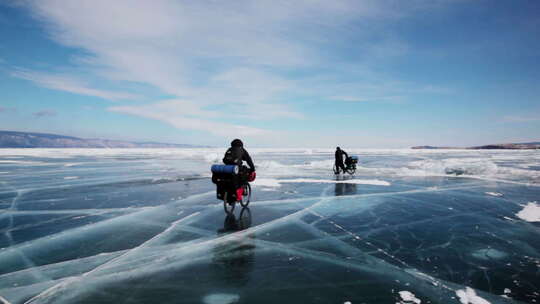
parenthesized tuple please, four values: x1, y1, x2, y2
(0, 0, 539, 148)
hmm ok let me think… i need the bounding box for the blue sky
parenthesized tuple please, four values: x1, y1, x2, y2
(1, 0, 539, 148)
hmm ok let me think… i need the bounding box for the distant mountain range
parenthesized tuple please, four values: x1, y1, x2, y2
(412, 142, 540, 150)
(0, 131, 206, 148)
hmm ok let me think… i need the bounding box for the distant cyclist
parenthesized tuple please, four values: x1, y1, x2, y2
(334, 147, 348, 174)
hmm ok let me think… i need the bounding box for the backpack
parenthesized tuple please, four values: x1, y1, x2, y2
(223, 147, 242, 165)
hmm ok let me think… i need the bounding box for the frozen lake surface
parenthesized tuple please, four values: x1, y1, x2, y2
(0, 148, 539, 304)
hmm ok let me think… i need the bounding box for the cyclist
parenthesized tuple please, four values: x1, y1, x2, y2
(222, 139, 255, 200)
(334, 147, 348, 174)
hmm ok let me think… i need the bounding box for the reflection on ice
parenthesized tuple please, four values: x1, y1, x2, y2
(203, 293, 240, 304)
(334, 175, 358, 196)
(0, 149, 538, 303)
(218, 207, 252, 233)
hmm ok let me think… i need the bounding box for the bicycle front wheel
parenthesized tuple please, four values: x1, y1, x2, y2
(239, 183, 251, 207)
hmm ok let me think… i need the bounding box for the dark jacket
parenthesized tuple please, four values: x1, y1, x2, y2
(223, 140, 255, 171)
(335, 149, 348, 162)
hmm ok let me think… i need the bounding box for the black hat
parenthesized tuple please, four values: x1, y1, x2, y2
(231, 139, 243, 147)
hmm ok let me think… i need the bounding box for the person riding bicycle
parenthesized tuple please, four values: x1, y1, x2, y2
(334, 147, 348, 174)
(223, 139, 255, 172)
(222, 139, 255, 200)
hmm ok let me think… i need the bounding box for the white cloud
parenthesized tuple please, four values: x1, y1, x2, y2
(108, 100, 270, 137)
(25, 0, 334, 94)
(11, 69, 138, 101)
(331, 96, 371, 102)
(0, 106, 16, 113)
(503, 115, 540, 123)
(18, 0, 453, 139)
(33, 109, 57, 118)
(330, 95, 404, 102)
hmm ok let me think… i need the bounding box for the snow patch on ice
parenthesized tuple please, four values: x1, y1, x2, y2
(202, 293, 240, 304)
(394, 157, 540, 184)
(0, 160, 48, 165)
(301, 159, 334, 170)
(485, 192, 503, 197)
(471, 248, 507, 260)
(2, 148, 539, 184)
(398, 291, 421, 304)
(408, 158, 499, 176)
(281, 178, 390, 186)
(456, 287, 491, 304)
(253, 178, 282, 188)
(203, 152, 221, 163)
(256, 160, 299, 176)
(253, 178, 390, 187)
(516, 201, 540, 222)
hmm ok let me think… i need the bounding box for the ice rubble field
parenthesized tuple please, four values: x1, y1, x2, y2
(0, 148, 539, 304)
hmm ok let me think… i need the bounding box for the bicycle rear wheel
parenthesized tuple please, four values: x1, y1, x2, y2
(346, 164, 356, 175)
